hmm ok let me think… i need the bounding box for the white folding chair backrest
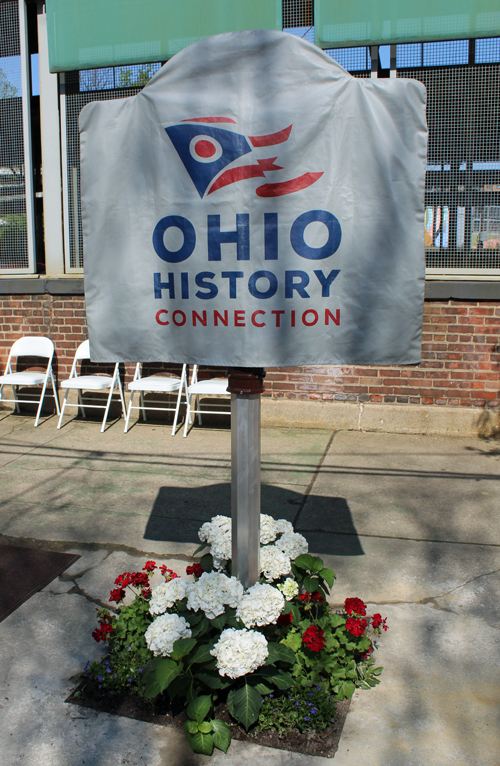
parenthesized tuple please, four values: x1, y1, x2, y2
(8, 336, 55, 361)
(124, 362, 188, 435)
(0, 336, 59, 427)
(74, 340, 91, 360)
(57, 340, 125, 432)
(183, 365, 230, 437)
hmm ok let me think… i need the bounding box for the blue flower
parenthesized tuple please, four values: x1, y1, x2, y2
(295, 701, 300, 708)
(304, 716, 310, 722)
(106, 667, 111, 674)
(309, 692, 314, 698)
(97, 675, 103, 682)
(113, 674, 118, 678)
(138, 668, 143, 674)
(315, 685, 321, 690)
(84, 661, 90, 672)
(128, 678, 133, 683)
(311, 707, 317, 715)
(269, 693, 274, 698)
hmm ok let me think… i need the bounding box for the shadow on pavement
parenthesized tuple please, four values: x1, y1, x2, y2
(144, 483, 364, 557)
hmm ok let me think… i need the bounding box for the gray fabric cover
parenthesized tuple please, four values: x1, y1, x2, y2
(80, 30, 427, 366)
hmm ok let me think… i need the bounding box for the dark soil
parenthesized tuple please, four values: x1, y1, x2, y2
(67, 679, 350, 758)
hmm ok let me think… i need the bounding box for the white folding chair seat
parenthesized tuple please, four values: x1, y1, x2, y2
(124, 363, 188, 435)
(57, 340, 125, 432)
(0, 336, 60, 427)
(183, 365, 230, 437)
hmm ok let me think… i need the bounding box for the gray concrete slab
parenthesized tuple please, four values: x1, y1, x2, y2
(298, 430, 500, 545)
(0, 416, 499, 764)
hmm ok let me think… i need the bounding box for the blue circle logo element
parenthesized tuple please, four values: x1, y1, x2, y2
(152, 215, 196, 263)
(290, 210, 342, 260)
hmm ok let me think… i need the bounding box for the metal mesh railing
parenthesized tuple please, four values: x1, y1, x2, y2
(398, 56, 500, 269)
(0, 0, 28, 270)
(61, 6, 500, 275)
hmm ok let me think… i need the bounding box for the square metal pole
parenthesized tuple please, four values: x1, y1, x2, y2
(227, 368, 266, 590)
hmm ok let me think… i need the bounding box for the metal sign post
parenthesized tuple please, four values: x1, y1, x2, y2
(227, 368, 266, 589)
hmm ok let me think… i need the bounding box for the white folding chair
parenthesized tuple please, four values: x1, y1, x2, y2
(124, 363, 189, 435)
(0, 336, 60, 427)
(57, 340, 125, 432)
(183, 365, 230, 437)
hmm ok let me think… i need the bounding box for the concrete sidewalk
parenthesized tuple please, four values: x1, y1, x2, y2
(0, 408, 499, 765)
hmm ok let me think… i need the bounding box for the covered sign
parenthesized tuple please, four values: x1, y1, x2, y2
(80, 30, 427, 366)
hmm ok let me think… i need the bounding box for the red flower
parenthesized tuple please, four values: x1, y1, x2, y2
(130, 572, 149, 588)
(160, 565, 179, 580)
(312, 591, 325, 602)
(277, 612, 293, 626)
(299, 592, 310, 602)
(302, 625, 326, 652)
(372, 613, 388, 631)
(92, 623, 115, 643)
(345, 617, 368, 637)
(114, 572, 132, 588)
(143, 561, 157, 572)
(361, 641, 374, 659)
(109, 588, 126, 603)
(344, 597, 367, 616)
(186, 563, 204, 578)
(142, 588, 152, 599)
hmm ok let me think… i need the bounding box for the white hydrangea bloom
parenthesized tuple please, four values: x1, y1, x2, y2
(274, 531, 309, 560)
(278, 577, 299, 601)
(236, 583, 285, 627)
(198, 515, 231, 568)
(211, 628, 268, 679)
(259, 514, 278, 544)
(259, 545, 291, 582)
(275, 519, 294, 536)
(144, 613, 191, 656)
(149, 578, 188, 615)
(186, 571, 244, 620)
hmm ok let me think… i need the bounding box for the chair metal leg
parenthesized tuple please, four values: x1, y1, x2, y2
(34, 374, 51, 427)
(141, 391, 147, 421)
(57, 389, 70, 429)
(13, 385, 20, 413)
(196, 394, 203, 425)
(124, 389, 134, 433)
(50, 370, 61, 416)
(183, 394, 192, 437)
(101, 386, 114, 432)
(171, 385, 183, 436)
(77, 389, 86, 418)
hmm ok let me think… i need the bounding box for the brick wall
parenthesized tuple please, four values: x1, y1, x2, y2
(1, 294, 499, 408)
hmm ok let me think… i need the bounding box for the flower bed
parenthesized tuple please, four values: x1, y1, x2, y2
(76, 515, 387, 756)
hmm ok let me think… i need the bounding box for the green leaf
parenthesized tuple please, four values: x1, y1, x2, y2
(329, 613, 345, 628)
(196, 671, 231, 690)
(293, 553, 315, 571)
(186, 731, 214, 756)
(184, 611, 204, 627)
(167, 674, 190, 702)
(318, 567, 335, 588)
(187, 694, 212, 723)
(227, 684, 263, 731)
(190, 617, 210, 638)
(170, 637, 197, 661)
(142, 657, 180, 698)
(200, 553, 214, 572)
(210, 613, 226, 630)
(251, 681, 274, 694)
(184, 720, 198, 735)
(198, 721, 213, 734)
(266, 642, 296, 665)
(193, 543, 208, 555)
(254, 666, 294, 690)
(211, 719, 231, 753)
(189, 641, 215, 665)
(282, 631, 302, 652)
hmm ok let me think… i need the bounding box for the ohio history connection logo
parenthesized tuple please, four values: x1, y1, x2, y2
(153, 115, 341, 331)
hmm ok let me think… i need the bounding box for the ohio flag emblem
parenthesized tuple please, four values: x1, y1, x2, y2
(165, 116, 323, 198)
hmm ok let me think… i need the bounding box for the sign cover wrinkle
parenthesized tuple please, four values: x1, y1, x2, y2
(80, 30, 427, 366)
